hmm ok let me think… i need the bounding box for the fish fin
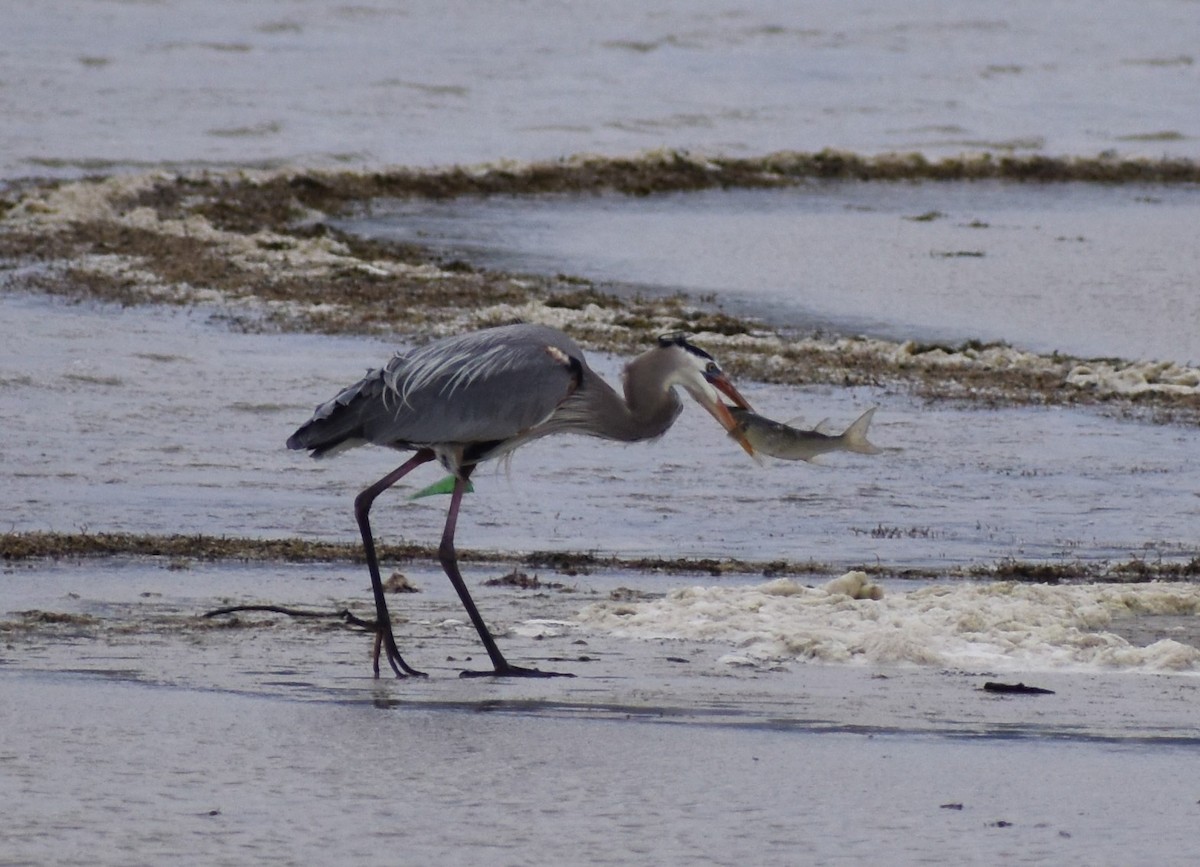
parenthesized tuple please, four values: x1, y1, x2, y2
(840, 407, 883, 455)
(782, 415, 838, 435)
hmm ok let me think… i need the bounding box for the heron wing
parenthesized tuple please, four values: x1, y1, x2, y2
(288, 324, 582, 455)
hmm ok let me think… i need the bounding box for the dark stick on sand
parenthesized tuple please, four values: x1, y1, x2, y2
(203, 604, 377, 630)
(983, 681, 1056, 695)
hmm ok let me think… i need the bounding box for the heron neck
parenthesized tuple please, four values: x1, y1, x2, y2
(589, 355, 683, 442)
(532, 352, 684, 444)
(594, 383, 680, 441)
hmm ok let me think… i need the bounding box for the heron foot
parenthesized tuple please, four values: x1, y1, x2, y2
(370, 625, 428, 679)
(459, 663, 575, 679)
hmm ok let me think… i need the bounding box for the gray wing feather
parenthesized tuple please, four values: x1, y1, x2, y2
(288, 324, 581, 455)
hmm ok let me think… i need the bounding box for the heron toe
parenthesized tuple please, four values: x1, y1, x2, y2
(458, 663, 576, 679)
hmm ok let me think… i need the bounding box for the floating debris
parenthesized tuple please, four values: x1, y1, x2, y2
(382, 572, 420, 593)
(483, 570, 570, 592)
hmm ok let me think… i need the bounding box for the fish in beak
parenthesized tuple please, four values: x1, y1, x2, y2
(699, 370, 757, 458)
(655, 331, 756, 458)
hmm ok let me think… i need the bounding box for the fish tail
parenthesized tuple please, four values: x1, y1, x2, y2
(841, 407, 883, 455)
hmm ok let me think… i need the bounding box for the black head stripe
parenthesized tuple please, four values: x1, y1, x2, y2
(657, 331, 715, 362)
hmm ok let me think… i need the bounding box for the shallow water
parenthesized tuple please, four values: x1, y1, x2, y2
(4, 292, 1198, 570)
(5, 1, 1198, 178)
(348, 182, 1200, 363)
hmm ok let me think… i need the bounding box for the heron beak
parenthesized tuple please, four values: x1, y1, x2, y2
(701, 372, 756, 458)
(709, 372, 753, 413)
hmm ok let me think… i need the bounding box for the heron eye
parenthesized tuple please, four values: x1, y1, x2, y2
(705, 361, 720, 376)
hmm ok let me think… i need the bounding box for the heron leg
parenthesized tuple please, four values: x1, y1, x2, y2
(355, 450, 435, 679)
(438, 467, 574, 679)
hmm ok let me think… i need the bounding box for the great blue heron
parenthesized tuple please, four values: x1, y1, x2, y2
(287, 323, 755, 679)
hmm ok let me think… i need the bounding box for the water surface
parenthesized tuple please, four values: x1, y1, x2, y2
(5, 1, 1198, 178)
(347, 183, 1200, 363)
(4, 292, 1197, 569)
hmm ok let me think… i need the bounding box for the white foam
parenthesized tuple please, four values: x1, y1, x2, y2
(699, 331, 1200, 398)
(822, 570, 884, 600)
(1066, 360, 1200, 396)
(575, 577, 1200, 672)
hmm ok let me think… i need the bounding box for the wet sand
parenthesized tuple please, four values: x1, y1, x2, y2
(12, 668, 1198, 867)
(4, 558, 1200, 866)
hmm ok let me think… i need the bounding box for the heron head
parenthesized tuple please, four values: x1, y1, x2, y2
(657, 333, 756, 456)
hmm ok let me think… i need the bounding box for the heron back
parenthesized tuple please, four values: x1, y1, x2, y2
(287, 324, 584, 458)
